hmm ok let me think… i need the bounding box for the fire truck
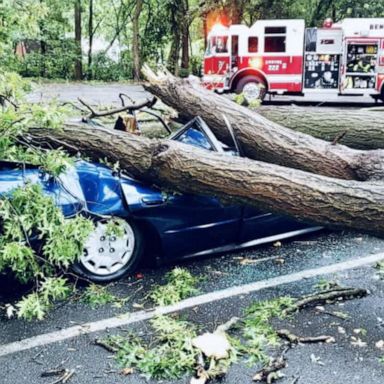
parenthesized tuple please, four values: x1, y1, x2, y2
(202, 18, 384, 101)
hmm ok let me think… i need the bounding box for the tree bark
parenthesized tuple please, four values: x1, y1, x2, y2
(132, 0, 144, 81)
(74, 0, 83, 80)
(180, 0, 190, 72)
(26, 125, 384, 236)
(142, 67, 384, 182)
(256, 105, 384, 150)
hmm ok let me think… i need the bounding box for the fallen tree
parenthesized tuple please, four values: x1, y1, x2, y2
(142, 66, 384, 182)
(256, 105, 384, 150)
(26, 125, 384, 236)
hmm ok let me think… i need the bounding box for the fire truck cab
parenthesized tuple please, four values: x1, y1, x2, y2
(203, 18, 384, 102)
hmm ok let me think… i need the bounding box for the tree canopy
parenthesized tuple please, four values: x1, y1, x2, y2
(0, 0, 383, 81)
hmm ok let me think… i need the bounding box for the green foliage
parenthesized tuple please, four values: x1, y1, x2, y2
(314, 278, 340, 291)
(88, 53, 132, 82)
(16, 277, 71, 320)
(149, 267, 200, 306)
(242, 297, 295, 364)
(105, 218, 126, 239)
(0, 73, 95, 320)
(107, 315, 198, 380)
(82, 284, 118, 308)
(0, 72, 31, 101)
(104, 297, 295, 380)
(0, 184, 94, 319)
(233, 92, 247, 106)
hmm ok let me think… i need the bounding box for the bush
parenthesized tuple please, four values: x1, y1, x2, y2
(87, 52, 132, 81)
(189, 54, 203, 77)
(14, 39, 77, 79)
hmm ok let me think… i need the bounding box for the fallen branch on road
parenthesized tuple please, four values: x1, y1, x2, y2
(284, 287, 368, 316)
(276, 329, 335, 344)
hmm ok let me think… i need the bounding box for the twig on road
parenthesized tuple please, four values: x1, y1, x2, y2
(277, 329, 335, 344)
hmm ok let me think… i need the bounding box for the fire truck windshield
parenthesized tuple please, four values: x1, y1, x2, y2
(207, 35, 228, 55)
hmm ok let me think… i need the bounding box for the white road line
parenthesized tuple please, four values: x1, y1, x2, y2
(1, 252, 384, 358)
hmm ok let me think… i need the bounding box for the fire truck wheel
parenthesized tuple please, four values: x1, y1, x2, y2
(235, 76, 267, 102)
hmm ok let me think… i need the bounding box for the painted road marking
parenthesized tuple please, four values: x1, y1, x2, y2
(1, 251, 384, 357)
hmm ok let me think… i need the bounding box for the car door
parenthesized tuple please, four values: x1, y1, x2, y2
(240, 206, 313, 245)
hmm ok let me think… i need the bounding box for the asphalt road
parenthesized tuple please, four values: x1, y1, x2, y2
(1, 82, 383, 383)
(26, 80, 382, 107)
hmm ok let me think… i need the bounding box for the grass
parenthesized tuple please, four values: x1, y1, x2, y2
(149, 267, 200, 306)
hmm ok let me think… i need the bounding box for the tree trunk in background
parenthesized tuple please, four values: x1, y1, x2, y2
(168, 35, 181, 75)
(167, 0, 186, 75)
(257, 106, 384, 150)
(74, 0, 83, 80)
(27, 125, 384, 236)
(87, 0, 94, 79)
(202, 11, 208, 50)
(229, 0, 245, 24)
(180, 1, 190, 72)
(142, 67, 384, 182)
(132, 0, 144, 81)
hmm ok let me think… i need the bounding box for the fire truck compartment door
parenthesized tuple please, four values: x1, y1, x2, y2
(316, 29, 343, 54)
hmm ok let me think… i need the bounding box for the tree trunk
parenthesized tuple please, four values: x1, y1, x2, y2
(180, 0, 189, 72)
(26, 125, 384, 236)
(132, 0, 143, 81)
(142, 67, 384, 182)
(87, 0, 94, 79)
(230, 0, 244, 24)
(74, 0, 83, 80)
(257, 106, 384, 150)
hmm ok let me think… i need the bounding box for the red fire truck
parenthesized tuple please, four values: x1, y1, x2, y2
(202, 18, 384, 101)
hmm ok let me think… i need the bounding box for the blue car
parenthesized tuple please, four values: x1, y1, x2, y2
(0, 117, 320, 282)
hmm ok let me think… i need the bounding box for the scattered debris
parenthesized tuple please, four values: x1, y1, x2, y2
(41, 368, 75, 384)
(253, 356, 286, 383)
(350, 336, 367, 348)
(5, 303, 16, 319)
(310, 354, 325, 366)
(192, 317, 239, 360)
(94, 338, 118, 353)
(353, 328, 367, 336)
(192, 332, 231, 359)
(315, 306, 350, 320)
(375, 340, 384, 351)
(121, 367, 134, 375)
(99, 286, 367, 382)
(240, 258, 261, 265)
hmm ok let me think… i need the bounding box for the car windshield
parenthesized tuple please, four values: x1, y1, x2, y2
(176, 127, 213, 150)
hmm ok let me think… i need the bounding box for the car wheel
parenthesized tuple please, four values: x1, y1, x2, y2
(72, 219, 143, 283)
(236, 76, 266, 102)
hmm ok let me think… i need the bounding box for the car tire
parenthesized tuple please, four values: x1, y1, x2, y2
(235, 76, 267, 102)
(72, 219, 144, 283)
